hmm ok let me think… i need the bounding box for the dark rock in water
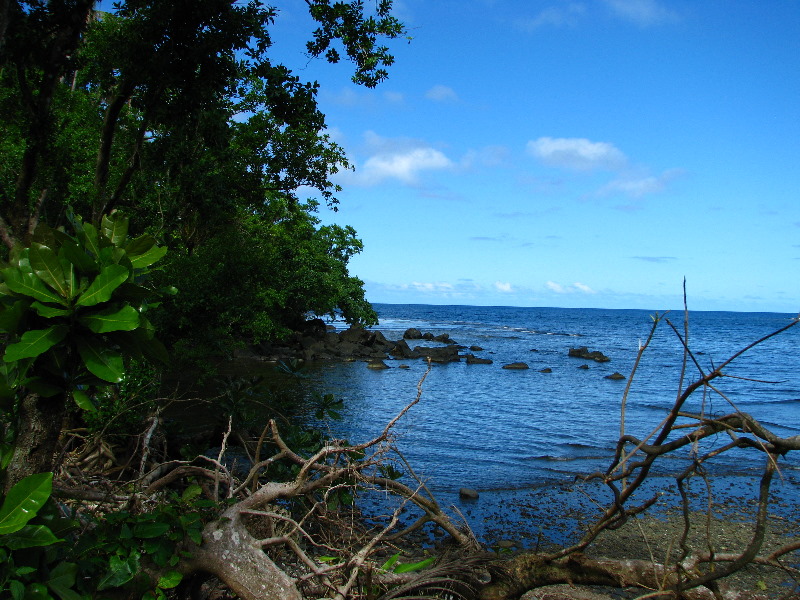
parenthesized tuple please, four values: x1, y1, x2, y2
(390, 338, 420, 359)
(529, 348, 539, 352)
(367, 359, 390, 370)
(398, 364, 410, 369)
(578, 364, 590, 370)
(422, 332, 434, 340)
(302, 317, 327, 338)
(469, 345, 483, 352)
(568, 346, 610, 362)
(403, 327, 422, 339)
(459, 487, 479, 500)
(414, 345, 460, 363)
(539, 367, 552, 373)
(465, 354, 493, 365)
(502, 362, 529, 370)
(605, 371, 625, 380)
(433, 333, 454, 343)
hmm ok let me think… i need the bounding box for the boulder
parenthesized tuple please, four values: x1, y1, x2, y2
(502, 362, 529, 370)
(568, 346, 610, 362)
(458, 487, 479, 500)
(539, 367, 552, 373)
(465, 354, 493, 365)
(605, 372, 626, 380)
(367, 359, 390, 370)
(578, 364, 590, 370)
(422, 332, 435, 340)
(433, 333, 454, 343)
(389, 339, 420, 359)
(403, 327, 423, 340)
(414, 345, 460, 363)
(469, 345, 483, 352)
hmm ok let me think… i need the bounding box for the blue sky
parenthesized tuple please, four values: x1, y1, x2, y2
(277, 1, 800, 313)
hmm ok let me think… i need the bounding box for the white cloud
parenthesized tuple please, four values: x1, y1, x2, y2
(495, 281, 513, 293)
(425, 84, 459, 102)
(599, 168, 683, 199)
(410, 281, 455, 293)
(546, 281, 595, 294)
(603, 0, 678, 26)
(546, 281, 565, 293)
(527, 137, 627, 171)
(360, 148, 452, 185)
(517, 3, 587, 30)
(344, 132, 454, 186)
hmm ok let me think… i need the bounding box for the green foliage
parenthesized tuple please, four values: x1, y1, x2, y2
(74, 489, 216, 597)
(153, 201, 377, 350)
(0, 473, 84, 600)
(0, 212, 168, 409)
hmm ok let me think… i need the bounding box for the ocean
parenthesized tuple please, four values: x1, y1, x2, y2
(267, 304, 800, 544)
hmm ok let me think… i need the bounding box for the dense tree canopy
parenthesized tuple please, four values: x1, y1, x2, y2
(0, 0, 404, 347)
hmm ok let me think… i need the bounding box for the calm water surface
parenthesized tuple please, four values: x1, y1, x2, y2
(282, 304, 800, 496)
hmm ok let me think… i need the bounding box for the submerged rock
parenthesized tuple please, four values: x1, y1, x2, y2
(502, 362, 529, 370)
(568, 346, 610, 362)
(465, 354, 493, 365)
(459, 487, 479, 500)
(367, 359, 390, 370)
(605, 372, 626, 380)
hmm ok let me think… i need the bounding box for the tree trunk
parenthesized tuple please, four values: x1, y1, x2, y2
(2, 392, 66, 494)
(182, 509, 303, 600)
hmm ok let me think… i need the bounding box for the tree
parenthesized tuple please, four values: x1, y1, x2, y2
(1, 0, 401, 342)
(0, 0, 404, 483)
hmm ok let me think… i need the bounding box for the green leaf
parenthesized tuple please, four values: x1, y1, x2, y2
(78, 305, 140, 333)
(133, 521, 171, 538)
(125, 234, 156, 257)
(157, 571, 182, 590)
(8, 579, 24, 600)
(81, 223, 101, 258)
(58, 238, 97, 274)
(30, 302, 71, 318)
(29, 244, 68, 297)
(4, 326, 68, 362)
(72, 389, 95, 412)
(393, 556, 435, 573)
(46, 562, 82, 600)
(181, 484, 202, 503)
(21, 582, 49, 600)
(129, 244, 167, 270)
(2, 523, 61, 549)
(0, 472, 53, 535)
(75, 264, 129, 307)
(75, 338, 124, 383)
(1, 269, 65, 305)
(22, 378, 64, 398)
(101, 213, 129, 247)
(380, 552, 401, 571)
(97, 552, 139, 590)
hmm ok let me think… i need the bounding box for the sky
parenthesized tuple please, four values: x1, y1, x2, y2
(275, 0, 800, 313)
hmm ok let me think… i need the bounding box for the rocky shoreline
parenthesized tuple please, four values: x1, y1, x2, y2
(246, 319, 623, 376)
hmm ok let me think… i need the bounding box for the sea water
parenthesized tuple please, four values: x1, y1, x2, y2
(296, 304, 800, 491)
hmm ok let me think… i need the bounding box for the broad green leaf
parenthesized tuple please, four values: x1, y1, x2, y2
(8, 578, 24, 600)
(0, 472, 53, 535)
(72, 389, 95, 412)
(97, 552, 139, 590)
(133, 521, 171, 538)
(30, 301, 71, 318)
(2, 523, 61, 549)
(75, 264, 129, 307)
(79, 305, 139, 333)
(29, 243, 68, 297)
(157, 571, 182, 590)
(58, 238, 97, 274)
(181, 484, 202, 503)
(4, 326, 68, 362)
(1, 269, 66, 305)
(47, 561, 82, 600)
(125, 234, 157, 257)
(129, 244, 167, 269)
(76, 337, 124, 383)
(101, 213, 129, 247)
(380, 552, 401, 571)
(81, 223, 100, 257)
